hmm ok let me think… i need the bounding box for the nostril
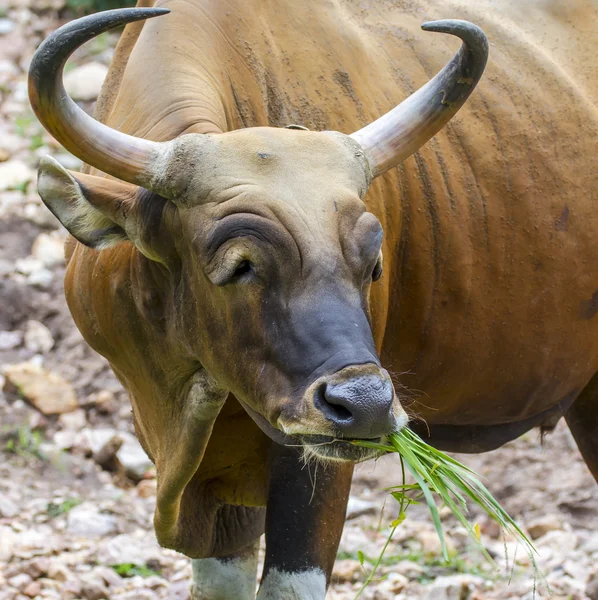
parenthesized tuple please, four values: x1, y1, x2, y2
(315, 383, 353, 422)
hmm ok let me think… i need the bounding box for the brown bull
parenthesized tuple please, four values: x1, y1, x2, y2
(29, 0, 598, 598)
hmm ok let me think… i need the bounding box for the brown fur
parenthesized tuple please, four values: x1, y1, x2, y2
(46, 0, 598, 560)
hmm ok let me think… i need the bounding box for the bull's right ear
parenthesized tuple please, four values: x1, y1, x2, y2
(37, 155, 139, 249)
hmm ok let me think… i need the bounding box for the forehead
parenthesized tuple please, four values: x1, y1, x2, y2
(170, 128, 370, 206)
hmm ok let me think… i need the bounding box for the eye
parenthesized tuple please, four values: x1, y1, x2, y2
(232, 259, 253, 279)
(371, 253, 383, 282)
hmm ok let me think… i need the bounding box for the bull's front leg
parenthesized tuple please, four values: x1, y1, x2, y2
(257, 445, 354, 599)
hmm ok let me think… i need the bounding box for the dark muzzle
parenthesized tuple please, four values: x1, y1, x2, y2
(314, 368, 395, 438)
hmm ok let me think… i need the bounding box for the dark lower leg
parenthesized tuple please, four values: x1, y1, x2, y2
(258, 444, 354, 599)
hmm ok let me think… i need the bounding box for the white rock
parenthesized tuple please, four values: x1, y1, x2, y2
(0, 526, 18, 561)
(52, 152, 82, 171)
(53, 430, 77, 450)
(527, 514, 563, 540)
(67, 503, 118, 538)
(24, 320, 54, 353)
(58, 408, 87, 431)
(63, 62, 108, 101)
(91, 389, 117, 414)
(79, 573, 109, 600)
(0, 160, 34, 191)
(96, 531, 162, 566)
(0, 495, 19, 518)
(31, 232, 65, 267)
(346, 496, 377, 520)
(78, 427, 120, 455)
(0, 19, 15, 35)
(78, 427, 152, 480)
(27, 267, 54, 288)
(3, 361, 77, 415)
(394, 559, 425, 579)
(15, 257, 44, 275)
(332, 559, 362, 583)
(0, 330, 23, 350)
(423, 574, 485, 600)
(7, 573, 32, 591)
(117, 436, 153, 482)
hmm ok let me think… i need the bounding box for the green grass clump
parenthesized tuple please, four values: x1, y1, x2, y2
(352, 428, 540, 598)
(46, 498, 81, 518)
(112, 563, 161, 578)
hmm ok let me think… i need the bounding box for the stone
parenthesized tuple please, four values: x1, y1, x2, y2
(3, 362, 78, 415)
(15, 257, 44, 276)
(53, 430, 77, 450)
(67, 503, 118, 538)
(418, 529, 455, 556)
(93, 433, 123, 471)
(0, 160, 34, 192)
(92, 566, 122, 588)
(30, 232, 65, 267)
(136, 479, 157, 498)
(332, 559, 362, 583)
(22, 557, 50, 579)
(117, 436, 153, 482)
(0, 525, 18, 561)
(346, 496, 377, 520)
(27, 268, 54, 289)
(7, 574, 33, 590)
(0, 19, 15, 35)
(587, 571, 598, 600)
(63, 62, 109, 101)
(24, 320, 54, 353)
(22, 582, 41, 598)
(527, 514, 563, 540)
(80, 574, 109, 600)
(0, 330, 23, 350)
(90, 390, 117, 414)
(372, 572, 409, 597)
(423, 574, 485, 600)
(0, 495, 19, 518)
(46, 563, 72, 582)
(96, 532, 162, 567)
(58, 408, 87, 431)
(394, 559, 425, 579)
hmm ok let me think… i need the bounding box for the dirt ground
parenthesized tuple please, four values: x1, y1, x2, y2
(0, 2, 597, 599)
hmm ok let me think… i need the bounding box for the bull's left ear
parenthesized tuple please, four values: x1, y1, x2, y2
(37, 155, 139, 249)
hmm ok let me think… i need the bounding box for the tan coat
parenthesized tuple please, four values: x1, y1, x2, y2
(56, 0, 598, 554)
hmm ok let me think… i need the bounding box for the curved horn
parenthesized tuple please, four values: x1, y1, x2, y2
(350, 20, 489, 178)
(28, 8, 170, 188)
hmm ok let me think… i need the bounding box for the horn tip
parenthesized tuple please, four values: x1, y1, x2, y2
(421, 19, 488, 55)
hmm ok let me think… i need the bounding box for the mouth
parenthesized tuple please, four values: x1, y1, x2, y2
(298, 434, 386, 463)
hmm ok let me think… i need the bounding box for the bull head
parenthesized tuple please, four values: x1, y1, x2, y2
(29, 9, 488, 463)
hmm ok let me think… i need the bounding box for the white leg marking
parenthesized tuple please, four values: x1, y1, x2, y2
(257, 567, 326, 600)
(190, 553, 258, 600)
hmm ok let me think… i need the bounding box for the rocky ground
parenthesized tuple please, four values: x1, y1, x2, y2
(1, 2, 597, 599)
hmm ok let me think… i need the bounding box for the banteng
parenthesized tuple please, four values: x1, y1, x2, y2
(29, 0, 598, 597)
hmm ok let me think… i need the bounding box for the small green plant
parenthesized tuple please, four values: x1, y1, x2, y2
(29, 134, 45, 151)
(352, 428, 543, 598)
(9, 180, 31, 193)
(5, 426, 46, 461)
(46, 498, 81, 518)
(112, 563, 161, 578)
(14, 115, 34, 137)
